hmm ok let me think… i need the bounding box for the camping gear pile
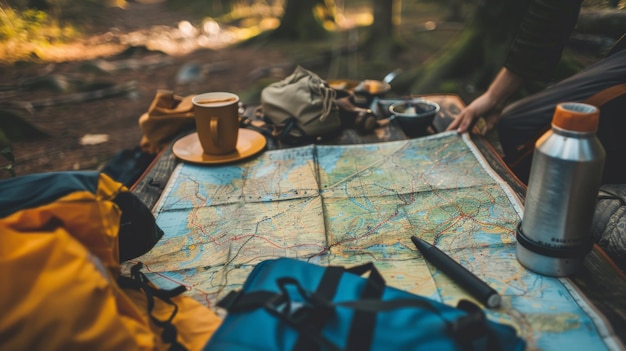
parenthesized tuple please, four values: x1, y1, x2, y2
(0, 172, 221, 350)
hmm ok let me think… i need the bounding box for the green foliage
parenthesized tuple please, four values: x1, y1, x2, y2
(4, 0, 111, 22)
(0, 3, 80, 61)
(0, 0, 115, 62)
(0, 6, 50, 41)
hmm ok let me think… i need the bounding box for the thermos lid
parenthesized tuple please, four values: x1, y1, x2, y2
(552, 102, 599, 132)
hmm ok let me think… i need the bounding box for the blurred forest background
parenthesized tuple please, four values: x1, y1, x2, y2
(0, 0, 625, 178)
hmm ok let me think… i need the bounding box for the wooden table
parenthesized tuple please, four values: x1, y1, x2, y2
(131, 94, 626, 346)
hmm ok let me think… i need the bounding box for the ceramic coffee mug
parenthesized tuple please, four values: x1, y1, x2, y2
(192, 92, 240, 155)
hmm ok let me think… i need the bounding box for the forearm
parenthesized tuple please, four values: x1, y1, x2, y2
(446, 68, 524, 134)
(486, 68, 525, 108)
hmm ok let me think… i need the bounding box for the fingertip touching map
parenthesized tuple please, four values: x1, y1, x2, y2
(131, 132, 621, 350)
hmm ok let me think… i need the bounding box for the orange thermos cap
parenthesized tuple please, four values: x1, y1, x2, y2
(552, 102, 599, 132)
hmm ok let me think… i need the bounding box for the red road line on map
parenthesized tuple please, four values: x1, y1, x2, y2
(139, 262, 194, 290)
(188, 206, 226, 246)
(435, 215, 465, 237)
(232, 233, 327, 251)
(334, 208, 401, 246)
(136, 262, 216, 306)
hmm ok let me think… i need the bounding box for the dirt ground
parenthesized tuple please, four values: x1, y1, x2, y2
(0, 1, 614, 180)
(2, 1, 452, 180)
(0, 1, 308, 179)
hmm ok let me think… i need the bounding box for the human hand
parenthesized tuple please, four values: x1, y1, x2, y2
(446, 92, 503, 135)
(446, 67, 523, 135)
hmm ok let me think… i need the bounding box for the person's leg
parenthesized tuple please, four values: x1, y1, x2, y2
(498, 49, 626, 183)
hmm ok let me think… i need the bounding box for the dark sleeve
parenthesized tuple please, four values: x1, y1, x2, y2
(504, 0, 582, 81)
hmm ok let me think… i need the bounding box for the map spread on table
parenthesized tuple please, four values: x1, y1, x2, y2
(132, 132, 620, 350)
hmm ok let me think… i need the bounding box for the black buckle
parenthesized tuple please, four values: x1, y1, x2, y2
(265, 287, 314, 326)
(264, 278, 335, 327)
(265, 293, 289, 315)
(450, 300, 489, 344)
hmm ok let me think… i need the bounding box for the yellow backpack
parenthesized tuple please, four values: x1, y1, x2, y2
(0, 171, 221, 350)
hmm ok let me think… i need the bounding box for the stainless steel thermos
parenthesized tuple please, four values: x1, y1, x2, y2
(516, 102, 605, 277)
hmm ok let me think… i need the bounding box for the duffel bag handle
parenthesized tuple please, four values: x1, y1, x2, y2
(345, 262, 385, 293)
(215, 261, 500, 351)
(294, 262, 385, 350)
(342, 262, 386, 350)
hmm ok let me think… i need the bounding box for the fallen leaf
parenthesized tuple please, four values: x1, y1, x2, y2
(80, 134, 109, 145)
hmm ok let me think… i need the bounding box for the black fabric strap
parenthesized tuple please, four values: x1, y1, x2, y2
(345, 263, 385, 351)
(123, 262, 188, 351)
(216, 266, 500, 351)
(280, 118, 298, 141)
(271, 278, 342, 351)
(337, 297, 442, 313)
(293, 265, 344, 351)
(339, 298, 498, 350)
(218, 290, 279, 312)
(455, 300, 498, 351)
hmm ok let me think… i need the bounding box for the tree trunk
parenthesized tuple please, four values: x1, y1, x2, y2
(212, 0, 233, 15)
(410, 0, 527, 95)
(362, 0, 402, 65)
(372, 0, 394, 39)
(445, 0, 464, 22)
(363, 0, 397, 64)
(270, 0, 336, 40)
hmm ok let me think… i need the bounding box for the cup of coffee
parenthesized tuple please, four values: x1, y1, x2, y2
(192, 92, 240, 155)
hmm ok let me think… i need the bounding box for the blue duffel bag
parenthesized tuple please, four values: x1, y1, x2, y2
(204, 258, 525, 351)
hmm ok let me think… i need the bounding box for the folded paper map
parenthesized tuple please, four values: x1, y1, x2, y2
(131, 132, 620, 350)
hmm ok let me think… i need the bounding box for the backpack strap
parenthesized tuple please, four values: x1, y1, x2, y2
(508, 83, 626, 171)
(218, 263, 385, 351)
(344, 262, 385, 351)
(217, 266, 497, 351)
(119, 263, 188, 351)
(455, 300, 499, 351)
(606, 33, 626, 57)
(583, 83, 626, 108)
(293, 265, 344, 351)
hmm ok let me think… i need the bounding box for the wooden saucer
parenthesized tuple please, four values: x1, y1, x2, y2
(173, 129, 266, 165)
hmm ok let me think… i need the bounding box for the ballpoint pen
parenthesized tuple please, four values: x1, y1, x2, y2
(411, 235, 501, 308)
